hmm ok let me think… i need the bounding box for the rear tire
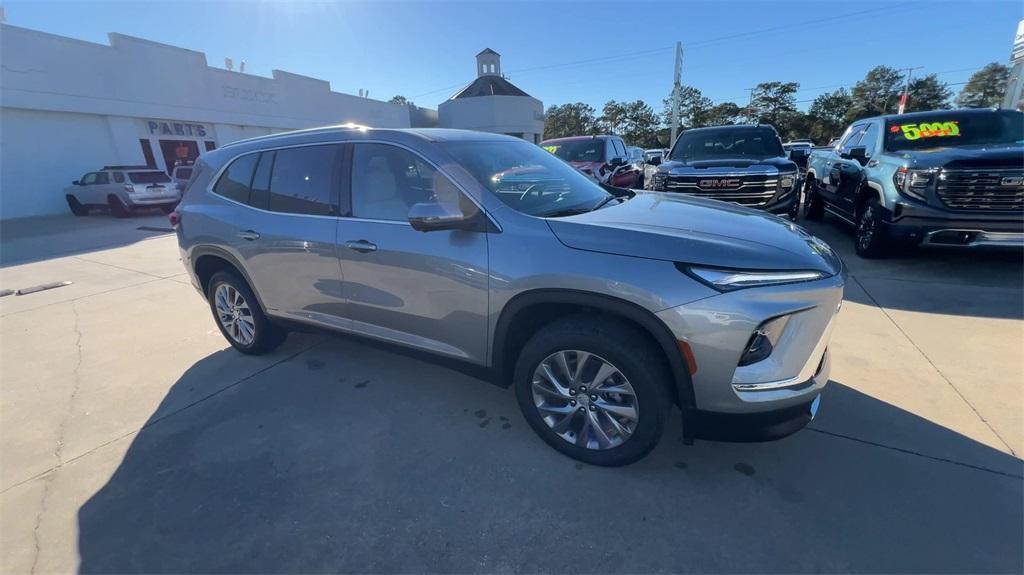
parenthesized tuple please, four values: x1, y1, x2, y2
(107, 196, 130, 218)
(513, 315, 671, 467)
(803, 178, 825, 221)
(854, 196, 890, 258)
(207, 270, 287, 355)
(66, 195, 89, 216)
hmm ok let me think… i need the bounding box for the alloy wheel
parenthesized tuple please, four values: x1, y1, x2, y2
(531, 350, 638, 450)
(214, 284, 256, 346)
(857, 205, 876, 251)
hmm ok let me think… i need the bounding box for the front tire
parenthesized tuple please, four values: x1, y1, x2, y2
(513, 316, 671, 467)
(854, 197, 890, 258)
(208, 270, 287, 354)
(803, 177, 824, 221)
(66, 195, 89, 216)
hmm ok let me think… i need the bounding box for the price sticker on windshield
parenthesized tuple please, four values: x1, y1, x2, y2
(542, 145, 558, 153)
(891, 121, 960, 141)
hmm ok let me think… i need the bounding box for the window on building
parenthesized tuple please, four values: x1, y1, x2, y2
(351, 143, 463, 222)
(212, 153, 259, 204)
(205, 141, 217, 152)
(267, 145, 339, 216)
(139, 139, 157, 169)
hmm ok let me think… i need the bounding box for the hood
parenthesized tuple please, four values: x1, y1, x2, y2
(569, 160, 603, 173)
(659, 156, 796, 172)
(546, 192, 842, 274)
(888, 143, 1024, 170)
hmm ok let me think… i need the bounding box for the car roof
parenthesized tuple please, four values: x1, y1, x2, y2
(870, 107, 1018, 122)
(222, 124, 517, 150)
(540, 135, 614, 144)
(100, 165, 157, 171)
(682, 124, 777, 133)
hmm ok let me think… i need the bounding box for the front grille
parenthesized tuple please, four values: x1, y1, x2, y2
(663, 174, 777, 206)
(936, 167, 1024, 211)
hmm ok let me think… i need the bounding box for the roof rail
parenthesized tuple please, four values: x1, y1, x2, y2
(220, 123, 373, 149)
(101, 165, 155, 171)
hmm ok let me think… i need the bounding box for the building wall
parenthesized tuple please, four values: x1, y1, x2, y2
(0, 23, 438, 219)
(438, 95, 545, 143)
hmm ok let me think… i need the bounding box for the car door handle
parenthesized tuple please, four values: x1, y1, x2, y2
(344, 240, 377, 253)
(236, 230, 260, 241)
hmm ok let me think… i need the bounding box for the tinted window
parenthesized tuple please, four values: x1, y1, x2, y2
(174, 167, 193, 180)
(351, 143, 462, 221)
(859, 123, 880, 152)
(268, 145, 339, 216)
(81, 173, 98, 185)
(95, 172, 110, 185)
(838, 124, 865, 153)
(612, 139, 626, 158)
(128, 171, 171, 184)
(112, 172, 125, 183)
(883, 110, 1024, 151)
(542, 139, 604, 163)
(213, 153, 258, 204)
(249, 152, 274, 210)
(670, 127, 784, 161)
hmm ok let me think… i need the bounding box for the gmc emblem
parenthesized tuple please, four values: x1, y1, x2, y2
(698, 178, 742, 189)
(1000, 176, 1023, 186)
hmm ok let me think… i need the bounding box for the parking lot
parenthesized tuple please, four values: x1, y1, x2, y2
(1, 212, 1021, 573)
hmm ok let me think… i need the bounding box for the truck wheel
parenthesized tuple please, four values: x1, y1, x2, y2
(513, 315, 671, 467)
(854, 197, 889, 258)
(107, 196, 130, 218)
(803, 178, 824, 221)
(66, 195, 89, 217)
(208, 270, 287, 355)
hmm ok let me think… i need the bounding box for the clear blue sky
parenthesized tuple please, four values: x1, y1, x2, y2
(4, 0, 1022, 113)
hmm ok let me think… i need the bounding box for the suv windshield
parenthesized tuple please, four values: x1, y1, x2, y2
(883, 110, 1024, 152)
(128, 171, 172, 184)
(542, 139, 605, 163)
(445, 140, 612, 217)
(670, 127, 784, 161)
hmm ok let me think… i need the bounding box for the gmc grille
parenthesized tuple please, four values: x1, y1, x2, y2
(663, 175, 777, 206)
(936, 167, 1024, 211)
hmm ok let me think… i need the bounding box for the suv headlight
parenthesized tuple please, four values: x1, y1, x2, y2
(893, 166, 934, 201)
(685, 266, 827, 291)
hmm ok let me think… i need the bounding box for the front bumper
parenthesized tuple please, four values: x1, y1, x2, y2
(656, 271, 844, 417)
(886, 200, 1024, 248)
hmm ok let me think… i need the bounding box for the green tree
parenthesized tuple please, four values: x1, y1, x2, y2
(904, 74, 952, 112)
(542, 102, 598, 139)
(847, 66, 903, 121)
(956, 63, 1010, 108)
(620, 100, 660, 147)
(807, 88, 853, 143)
(698, 102, 743, 127)
(599, 100, 629, 134)
(747, 81, 800, 134)
(662, 86, 713, 130)
(388, 95, 414, 106)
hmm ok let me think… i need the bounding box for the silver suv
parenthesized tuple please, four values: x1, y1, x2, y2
(175, 126, 844, 466)
(65, 165, 181, 217)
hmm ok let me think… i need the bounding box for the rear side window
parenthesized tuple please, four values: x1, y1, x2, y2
(249, 152, 274, 210)
(267, 145, 339, 216)
(213, 154, 259, 204)
(112, 172, 125, 183)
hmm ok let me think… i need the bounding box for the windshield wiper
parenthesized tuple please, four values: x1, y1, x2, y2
(591, 194, 625, 211)
(538, 206, 593, 218)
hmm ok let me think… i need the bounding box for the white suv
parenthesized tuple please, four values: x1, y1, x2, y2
(65, 165, 181, 217)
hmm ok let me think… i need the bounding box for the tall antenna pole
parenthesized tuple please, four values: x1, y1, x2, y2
(670, 42, 683, 147)
(897, 66, 923, 114)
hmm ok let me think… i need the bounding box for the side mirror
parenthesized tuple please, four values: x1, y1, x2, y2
(408, 202, 471, 232)
(842, 146, 868, 163)
(648, 156, 662, 166)
(72, 180, 81, 186)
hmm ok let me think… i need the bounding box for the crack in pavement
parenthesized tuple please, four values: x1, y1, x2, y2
(28, 299, 84, 573)
(850, 274, 1018, 457)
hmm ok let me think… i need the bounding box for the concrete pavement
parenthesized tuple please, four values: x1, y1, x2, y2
(1, 213, 1021, 573)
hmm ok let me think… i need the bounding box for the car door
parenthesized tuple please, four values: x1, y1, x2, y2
(336, 141, 489, 363)
(76, 172, 100, 203)
(823, 123, 866, 216)
(834, 121, 879, 215)
(212, 146, 348, 329)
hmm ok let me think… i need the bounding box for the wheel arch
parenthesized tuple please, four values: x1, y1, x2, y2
(492, 289, 696, 413)
(859, 181, 887, 214)
(190, 246, 269, 313)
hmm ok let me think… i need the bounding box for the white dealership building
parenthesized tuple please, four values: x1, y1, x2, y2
(0, 23, 438, 219)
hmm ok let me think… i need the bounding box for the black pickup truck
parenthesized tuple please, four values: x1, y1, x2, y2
(649, 124, 802, 219)
(805, 108, 1024, 257)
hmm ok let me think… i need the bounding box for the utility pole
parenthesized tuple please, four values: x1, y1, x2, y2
(897, 66, 923, 114)
(746, 87, 756, 123)
(669, 42, 684, 146)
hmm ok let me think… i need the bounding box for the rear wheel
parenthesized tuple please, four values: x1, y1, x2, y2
(208, 270, 287, 354)
(66, 195, 89, 216)
(854, 196, 890, 258)
(803, 177, 824, 221)
(513, 316, 671, 466)
(107, 195, 130, 218)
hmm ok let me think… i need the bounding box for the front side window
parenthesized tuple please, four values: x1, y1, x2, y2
(859, 122, 881, 153)
(612, 139, 626, 158)
(542, 139, 604, 163)
(268, 145, 339, 216)
(670, 127, 784, 161)
(351, 143, 462, 221)
(445, 140, 612, 217)
(213, 153, 258, 204)
(81, 173, 98, 185)
(883, 110, 1024, 152)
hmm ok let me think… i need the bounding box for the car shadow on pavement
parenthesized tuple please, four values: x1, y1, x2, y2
(0, 213, 174, 267)
(76, 338, 1024, 573)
